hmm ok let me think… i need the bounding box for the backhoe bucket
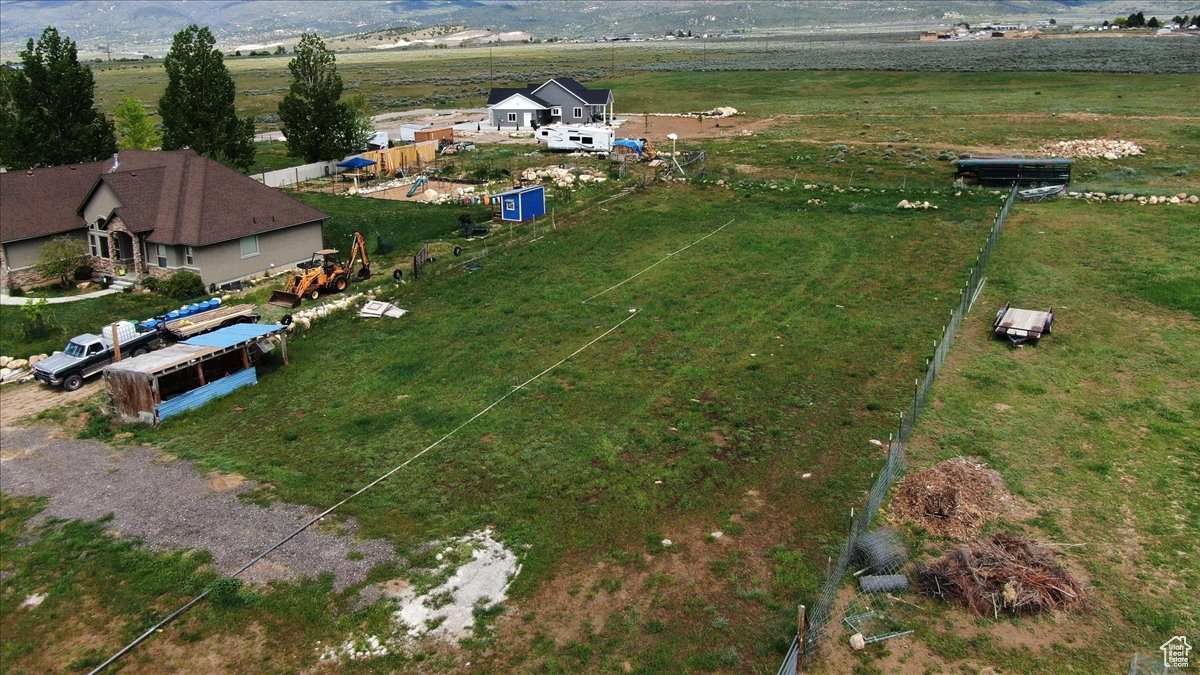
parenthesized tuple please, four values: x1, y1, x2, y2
(269, 290, 302, 308)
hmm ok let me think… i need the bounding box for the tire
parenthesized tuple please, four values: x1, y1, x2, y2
(392, 269, 403, 281)
(280, 314, 294, 326)
(453, 246, 463, 257)
(308, 288, 320, 300)
(335, 277, 348, 292)
(63, 374, 84, 392)
(132, 347, 149, 357)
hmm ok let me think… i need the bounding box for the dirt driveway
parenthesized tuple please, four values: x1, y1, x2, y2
(0, 379, 103, 427)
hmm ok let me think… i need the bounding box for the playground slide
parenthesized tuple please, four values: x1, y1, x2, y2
(406, 176, 428, 197)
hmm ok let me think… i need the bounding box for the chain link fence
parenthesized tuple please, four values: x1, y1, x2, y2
(778, 184, 1018, 673)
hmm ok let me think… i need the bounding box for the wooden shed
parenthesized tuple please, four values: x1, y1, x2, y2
(413, 126, 453, 143)
(103, 323, 288, 425)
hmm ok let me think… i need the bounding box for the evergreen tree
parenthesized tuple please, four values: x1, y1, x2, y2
(159, 24, 255, 170)
(114, 97, 161, 150)
(1147, 16, 1160, 28)
(278, 33, 371, 163)
(1, 27, 116, 168)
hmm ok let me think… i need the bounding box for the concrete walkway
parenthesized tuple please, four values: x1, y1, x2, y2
(0, 288, 121, 305)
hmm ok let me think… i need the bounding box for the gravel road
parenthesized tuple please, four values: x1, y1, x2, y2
(0, 424, 396, 589)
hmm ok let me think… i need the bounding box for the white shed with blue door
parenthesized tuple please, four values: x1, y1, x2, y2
(494, 185, 546, 222)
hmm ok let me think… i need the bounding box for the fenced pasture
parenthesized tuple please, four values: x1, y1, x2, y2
(810, 199, 1199, 673)
(76, 183, 996, 670)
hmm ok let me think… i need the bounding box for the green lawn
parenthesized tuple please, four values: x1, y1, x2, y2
(837, 199, 1200, 673)
(0, 293, 178, 359)
(75, 182, 992, 670)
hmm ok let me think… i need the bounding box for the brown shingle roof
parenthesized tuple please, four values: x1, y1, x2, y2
(2, 150, 327, 247)
(0, 156, 116, 243)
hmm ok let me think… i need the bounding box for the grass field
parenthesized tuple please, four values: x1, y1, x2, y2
(825, 199, 1199, 673)
(2, 181, 1002, 671)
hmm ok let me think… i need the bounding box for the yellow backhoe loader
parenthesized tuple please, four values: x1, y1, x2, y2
(269, 232, 371, 308)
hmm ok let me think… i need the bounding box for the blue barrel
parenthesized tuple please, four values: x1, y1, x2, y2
(199, 300, 213, 312)
(210, 297, 221, 307)
(188, 304, 199, 314)
(167, 310, 179, 320)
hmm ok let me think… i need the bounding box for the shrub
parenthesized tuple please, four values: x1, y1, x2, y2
(20, 298, 52, 339)
(160, 271, 205, 300)
(73, 264, 94, 281)
(35, 237, 89, 288)
(141, 277, 160, 292)
(8, 286, 25, 297)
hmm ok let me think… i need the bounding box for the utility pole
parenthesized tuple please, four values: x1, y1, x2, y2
(611, 42, 615, 71)
(489, 47, 493, 84)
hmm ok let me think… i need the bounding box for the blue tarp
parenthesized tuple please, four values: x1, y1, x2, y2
(337, 156, 377, 169)
(183, 323, 284, 349)
(613, 139, 645, 156)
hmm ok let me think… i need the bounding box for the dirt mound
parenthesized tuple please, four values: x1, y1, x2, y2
(915, 533, 1087, 617)
(892, 457, 1014, 538)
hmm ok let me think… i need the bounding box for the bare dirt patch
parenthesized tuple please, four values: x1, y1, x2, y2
(0, 379, 103, 426)
(620, 114, 779, 140)
(891, 457, 1024, 538)
(205, 471, 247, 491)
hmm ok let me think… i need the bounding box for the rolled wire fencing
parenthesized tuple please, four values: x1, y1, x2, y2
(778, 184, 1018, 673)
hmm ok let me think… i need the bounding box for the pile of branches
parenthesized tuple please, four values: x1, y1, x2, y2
(914, 533, 1087, 617)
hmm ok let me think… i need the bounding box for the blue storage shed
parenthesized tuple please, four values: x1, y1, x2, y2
(495, 185, 546, 222)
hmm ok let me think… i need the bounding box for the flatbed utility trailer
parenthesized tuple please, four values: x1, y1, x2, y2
(993, 302, 1054, 345)
(1018, 184, 1066, 202)
(161, 304, 259, 340)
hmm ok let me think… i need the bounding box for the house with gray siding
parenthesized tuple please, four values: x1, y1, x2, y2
(487, 77, 614, 129)
(0, 150, 325, 290)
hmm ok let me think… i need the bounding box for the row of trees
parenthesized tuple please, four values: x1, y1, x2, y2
(1109, 12, 1197, 28)
(1, 25, 370, 171)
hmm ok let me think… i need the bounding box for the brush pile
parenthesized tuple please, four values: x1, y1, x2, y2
(892, 458, 1014, 538)
(914, 533, 1087, 617)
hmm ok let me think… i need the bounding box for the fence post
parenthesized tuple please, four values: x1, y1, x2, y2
(796, 605, 807, 672)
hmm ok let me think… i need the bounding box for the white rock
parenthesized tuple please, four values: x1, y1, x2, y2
(1189, 196, 1199, 204)
(20, 593, 46, 609)
(661, 539, 673, 548)
(0, 368, 11, 380)
(850, 633, 866, 650)
(0, 356, 9, 367)
(7, 358, 28, 370)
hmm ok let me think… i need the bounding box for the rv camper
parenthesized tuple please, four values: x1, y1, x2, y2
(535, 125, 614, 152)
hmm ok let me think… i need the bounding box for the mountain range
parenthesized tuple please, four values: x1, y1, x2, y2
(2, 0, 1197, 58)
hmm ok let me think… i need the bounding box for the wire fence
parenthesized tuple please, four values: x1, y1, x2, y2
(778, 183, 1018, 673)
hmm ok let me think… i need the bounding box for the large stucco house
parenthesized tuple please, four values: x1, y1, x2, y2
(0, 150, 326, 290)
(486, 77, 614, 129)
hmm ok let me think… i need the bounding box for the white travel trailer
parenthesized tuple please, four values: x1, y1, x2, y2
(535, 125, 614, 152)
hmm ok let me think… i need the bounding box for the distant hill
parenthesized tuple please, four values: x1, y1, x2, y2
(1, 0, 1197, 58)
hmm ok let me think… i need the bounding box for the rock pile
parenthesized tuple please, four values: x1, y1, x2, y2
(897, 199, 938, 210)
(648, 106, 739, 119)
(1038, 139, 1143, 159)
(286, 292, 372, 331)
(0, 354, 49, 384)
(1067, 191, 1198, 205)
(519, 165, 607, 189)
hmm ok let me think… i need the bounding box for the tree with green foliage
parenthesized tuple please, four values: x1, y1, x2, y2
(159, 24, 255, 170)
(1126, 11, 1145, 27)
(278, 33, 372, 163)
(1147, 16, 1160, 28)
(35, 236, 89, 288)
(274, 45, 286, 55)
(113, 97, 161, 150)
(0, 27, 116, 169)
